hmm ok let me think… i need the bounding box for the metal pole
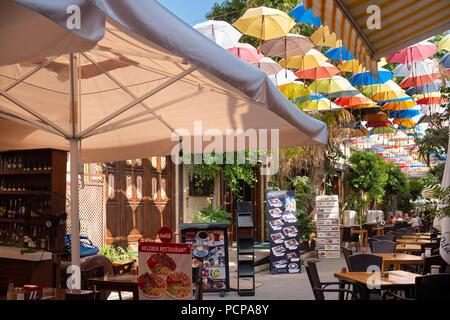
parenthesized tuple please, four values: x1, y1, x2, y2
(70, 139, 81, 286)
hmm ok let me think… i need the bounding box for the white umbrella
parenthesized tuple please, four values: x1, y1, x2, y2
(0, 0, 327, 281)
(193, 20, 242, 49)
(392, 59, 439, 77)
(269, 69, 298, 86)
(251, 57, 283, 76)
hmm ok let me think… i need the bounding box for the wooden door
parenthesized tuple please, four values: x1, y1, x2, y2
(104, 157, 175, 247)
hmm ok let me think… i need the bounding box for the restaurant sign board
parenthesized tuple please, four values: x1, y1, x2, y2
(138, 227, 192, 300)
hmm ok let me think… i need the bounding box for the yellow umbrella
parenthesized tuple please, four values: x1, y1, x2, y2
(309, 26, 342, 48)
(363, 80, 405, 100)
(277, 81, 311, 100)
(232, 6, 295, 42)
(438, 34, 450, 51)
(393, 118, 415, 128)
(338, 59, 366, 73)
(378, 57, 388, 68)
(303, 98, 338, 110)
(412, 92, 441, 99)
(383, 99, 417, 110)
(309, 75, 352, 93)
(278, 48, 328, 69)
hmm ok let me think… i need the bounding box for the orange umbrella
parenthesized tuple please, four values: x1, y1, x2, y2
(294, 62, 340, 80)
(363, 112, 388, 122)
(334, 94, 376, 108)
(393, 118, 416, 128)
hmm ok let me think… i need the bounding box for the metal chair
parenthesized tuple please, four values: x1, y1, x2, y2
(368, 238, 378, 253)
(342, 227, 359, 250)
(305, 261, 354, 300)
(347, 254, 383, 272)
(372, 240, 396, 253)
(373, 234, 394, 241)
(383, 274, 450, 300)
(341, 246, 353, 271)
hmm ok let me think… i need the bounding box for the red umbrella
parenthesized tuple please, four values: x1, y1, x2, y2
(399, 72, 441, 88)
(386, 41, 436, 64)
(416, 96, 448, 104)
(294, 62, 340, 80)
(227, 43, 264, 64)
(366, 120, 392, 128)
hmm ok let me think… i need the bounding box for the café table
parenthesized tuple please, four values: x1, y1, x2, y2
(351, 229, 368, 252)
(0, 288, 95, 300)
(88, 274, 139, 300)
(402, 235, 430, 240)
(396, 239, 432, 245)
(372, 227, 384, 235)
(395, 244, 422, 253)
(373, 253, 424, 271)
(411, 233, 431, 237)
(334, 270, 420, 300)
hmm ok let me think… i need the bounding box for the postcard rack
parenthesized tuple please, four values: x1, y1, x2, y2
(236, 201, 255, 296)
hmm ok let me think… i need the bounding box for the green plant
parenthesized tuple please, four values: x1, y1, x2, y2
(194, 205, 232, 224)
(428, 184, 450, 219)
(100, 245, 138, 264)
(289, 176, 315, 241)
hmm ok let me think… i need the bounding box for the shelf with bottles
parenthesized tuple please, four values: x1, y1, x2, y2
(0, 222, 50, 251)
(0, 152, 52, 173)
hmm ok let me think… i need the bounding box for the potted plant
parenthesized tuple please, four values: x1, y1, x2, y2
(100, 245, 138, 275)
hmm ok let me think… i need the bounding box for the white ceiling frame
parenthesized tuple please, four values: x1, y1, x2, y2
(81, 52, 177, 134)
(78, 65, 197, 139)
(83, 88, 209, 139)
(0, 88, 70, 138)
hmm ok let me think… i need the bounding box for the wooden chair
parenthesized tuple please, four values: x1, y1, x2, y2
(383, 274, 450, 300)
(372, 240, 396, 254)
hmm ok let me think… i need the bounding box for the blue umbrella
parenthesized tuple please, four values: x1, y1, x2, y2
(389, 109, 420, 119)
(289, 2, 322, 26)
(325, 46, 354, 61)
(349, 68, 393, 86)
(441, 52, 450, 69)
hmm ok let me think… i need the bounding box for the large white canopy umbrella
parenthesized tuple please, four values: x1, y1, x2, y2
(0, 0, 327, 283)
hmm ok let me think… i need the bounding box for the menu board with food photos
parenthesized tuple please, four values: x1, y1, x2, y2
(316, 195, 341, 259)
(138, 227, 193, 300)
(179, 223, 230, 293)
(266, 190, 301, 274)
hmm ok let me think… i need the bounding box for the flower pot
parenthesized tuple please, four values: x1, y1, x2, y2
(112, 260, 135, 275)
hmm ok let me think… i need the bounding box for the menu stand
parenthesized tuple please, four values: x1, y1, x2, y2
(236, 201, 255, 296)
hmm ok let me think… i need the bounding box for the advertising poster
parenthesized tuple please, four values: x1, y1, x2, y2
(266, 190, 301, 274)
(138, 227, 193, 300)
(182, 227, 229, 292)
(316, 195, 341, 258)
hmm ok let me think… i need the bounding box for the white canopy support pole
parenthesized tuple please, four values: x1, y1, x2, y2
(69, 138, 81, 284)
(69, 53, 81, 288)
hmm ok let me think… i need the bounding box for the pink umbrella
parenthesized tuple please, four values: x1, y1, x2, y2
(227, 43, 264, 64)
(386, 41, 436, 64)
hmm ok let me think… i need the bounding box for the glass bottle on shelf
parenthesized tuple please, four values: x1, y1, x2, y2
(37, 158, 43, 171)
(6, 280, 16, 300)
(32, 159, 37, 171)
(17, 155, 23, 170)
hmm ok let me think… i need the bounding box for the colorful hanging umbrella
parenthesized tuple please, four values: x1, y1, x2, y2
(309, 26, 342, 48)
(338, 60, 365, 73)
(193, 20, 242, 49)
(349, 68, 393, 86)
(375, 96, 414, 103)
(289, 2, 322, 26)
(405, 79, 445, 95)
(232, 6, 296, 42)
(416, 96, 448, 105)
(366, 120, 392, 128)
(324, 46, 354, 61)
(441, 52, 450, 69)
(363, 112, 388, 122)
(438, 34, 450, 51)
(393, 118, 416, 128)
(364, 80, 405, 100)
(399, 73, 442, 88)
(386, 41, 436, 64)
(278, 81, 311, 100)
(370, 126, 396, 134)
(302, 96, 338, 110)
(278, 48, 328, 69)
(294, 62, 340, 80)
(251, 57, 283, 75)
(325, 85, 361, 99)
(389, 109, 420, 119)
(383, 99, 417, 110)
(261, 34, 314, 58)
(392, 59, 439, 77)
(335, 94, 376, 108)
(227, 43, 264, 64)
(269, 68, 297, 86)
(309, 75, 352, 93)
(378, 58, 388, 68)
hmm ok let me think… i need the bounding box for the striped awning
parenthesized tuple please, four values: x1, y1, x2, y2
(304, 0, 450, 76)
